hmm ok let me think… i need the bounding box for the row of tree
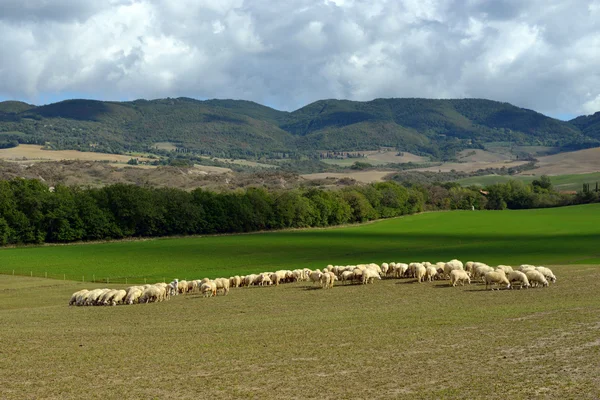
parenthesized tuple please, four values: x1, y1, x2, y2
(0, 179, 424, 245)
(1, 176, 597, 246)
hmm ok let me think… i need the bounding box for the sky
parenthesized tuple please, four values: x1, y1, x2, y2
(1, 0, 599, 119)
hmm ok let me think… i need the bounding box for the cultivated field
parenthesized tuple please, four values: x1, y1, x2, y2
(321, 150, 427, 166)
(530, 148, 600, 175)
(457, 172, 600, 191)
(0, 144, 152, 164)
(2, 205, 600, 399)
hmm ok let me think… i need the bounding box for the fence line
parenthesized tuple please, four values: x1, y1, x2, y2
(0, 270, 170, 285)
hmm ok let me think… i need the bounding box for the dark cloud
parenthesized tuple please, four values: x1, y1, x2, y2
(0, 0, 599, 117)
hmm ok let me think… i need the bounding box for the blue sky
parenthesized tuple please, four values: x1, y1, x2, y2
(1, 0, 599, 119)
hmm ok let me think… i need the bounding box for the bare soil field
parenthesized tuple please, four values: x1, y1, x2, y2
(1, 265, 599, 399)
(524, 148, 600, 175)
(301, 170, 393, 183)
(0, 144, 152, 163)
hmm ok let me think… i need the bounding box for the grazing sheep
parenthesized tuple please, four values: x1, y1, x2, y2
(495, 265, 514, 275)
(535, 266, 556, 283)
(414, 264, 426, 283)
(340, 271, 354, 284)
(362, 268, 381, 284)
(380, 263, 389, 276)
(319, 272, 337, 289)
(69, 289, 89, 306)
(139, 286, 163, 303)
(519, 264, 536, 272)
(507, 271, 530, 289)
(473, 264, 494, 281)
(124, 288, 143, 305)
(425, 266, 439, 282)
(450, 270, 471, 287)
(443, 262, 463, 279)
(465, 261, 475, 275)
(526, 270, 549, 288)
(483, 271, 511, 290)
(110, 290, 127, 306)
(243, 274, 257, 287)
(230, 276, 242, 288)
(201, 281, 217, 297)
(309, 270, 323, 285)
(394, 263, 409, 278)
(177, 280, 188, 294)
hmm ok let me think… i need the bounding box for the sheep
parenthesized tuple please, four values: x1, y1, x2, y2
(414, 264, 426, 283)
(507, 271, 530, 289)
(309, 270, 323, 285)
(495, 265, 514, 275)
(201, 281, 217, 297)
(69, 289, 89, 306)
(215, 278, 230, 295)
(230, 276, 242, 288)
(258, 273, 272, 286)
(362, 268, 381, 284)
(380, 263, 389, 276)
(450, 269, 470, 287)
(483, 271, 511, 290)
(465, 261, 475, 275)
(177, 280, 188, 294)
(394, 263, 409, 278)
(99, 289, 118, 306)
(84, 289, 104, 306)
(110, 290, 127, 306)
(124, 288, 143, 305)
(187, 280, 198, 293)
(473, 264, 494, 281)
(319, 272, 337, 289)
(340, 271, 354, 284)
(244, 274, 257, 287)
(139, 286, 163, 303)
(519, 264, 536, 272)
(425, 266, 439, 282)
(535, 266, 556, 283)
(526, 270, 549, 288)
(443, 262, 463, 279)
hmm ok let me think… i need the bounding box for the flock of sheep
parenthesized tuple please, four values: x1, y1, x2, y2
(68, 260, 557, 306)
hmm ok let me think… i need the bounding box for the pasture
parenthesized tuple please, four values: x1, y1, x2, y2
(1, 264, 600, 399)
(1, 205, 600, 398)
(1, 204, 600, 282)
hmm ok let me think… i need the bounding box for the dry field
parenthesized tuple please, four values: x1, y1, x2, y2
(1, 265, 599, 400)
(301, 170, 393, 183)
(0, 144, 152, 164)
(413, 160, 528, 173)
(526, 148, 600, 175)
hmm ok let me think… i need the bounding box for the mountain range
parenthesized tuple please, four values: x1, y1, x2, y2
(0, 97, 598, 159)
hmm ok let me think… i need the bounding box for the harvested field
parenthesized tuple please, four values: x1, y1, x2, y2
(0, 144, 152, 163)
(301, 170, 393, 183)
(529, 148, 600, 175)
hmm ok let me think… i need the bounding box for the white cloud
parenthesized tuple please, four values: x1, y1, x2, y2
(0, 0, 599, 117)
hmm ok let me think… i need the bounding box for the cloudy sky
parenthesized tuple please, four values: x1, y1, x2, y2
(0, 0, 599, 119)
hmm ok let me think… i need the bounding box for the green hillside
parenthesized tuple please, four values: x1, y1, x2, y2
(570, 111, 600, 140)
(0, 97, 597, 159)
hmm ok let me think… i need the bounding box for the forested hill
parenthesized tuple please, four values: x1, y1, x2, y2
(0, 97, 597, 159)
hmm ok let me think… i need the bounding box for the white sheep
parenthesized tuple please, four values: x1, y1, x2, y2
(425, 266, 439, 282)
(526, 270, 549, 288)
(201, 281, 217, 297)
(124, 288, 143, 305)
(450, 270, 470, 287)
(507, 271, 530, 289)
(309, 270, 323, 285)
(362, 268, 381, 284)
(110, 290, 127, 306)
(214, 278, 230, 295)
(495, 265, 514, 275)
(69, 289, 89, 306)
(535, 266, 556, 283)
(483, 271, 511, 290)
(414, 264, 426, 283)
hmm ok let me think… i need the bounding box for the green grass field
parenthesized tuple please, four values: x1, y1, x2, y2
(457, 172, 600, 191)
(1, 204, 599, 283)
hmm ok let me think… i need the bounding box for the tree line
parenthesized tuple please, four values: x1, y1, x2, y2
(0, 176, 597, 246)
(0, 179, 424, 245)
